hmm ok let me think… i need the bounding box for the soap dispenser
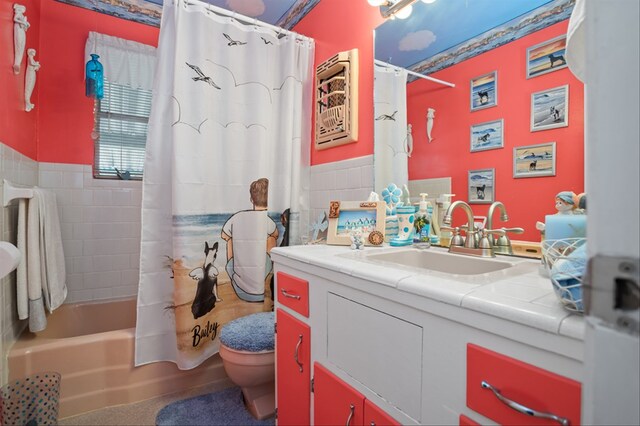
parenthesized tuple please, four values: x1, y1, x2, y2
(413, 193, 431, 248)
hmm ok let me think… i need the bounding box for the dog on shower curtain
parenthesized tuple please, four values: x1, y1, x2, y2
(190, 241, 221, 319)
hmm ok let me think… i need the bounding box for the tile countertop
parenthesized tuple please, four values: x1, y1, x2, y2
(271, 243, 585, 342)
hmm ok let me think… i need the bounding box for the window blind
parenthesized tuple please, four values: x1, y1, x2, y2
(94, 80, 152, 179)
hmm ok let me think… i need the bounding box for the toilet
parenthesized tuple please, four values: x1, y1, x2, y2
(219, 311, 275, 420)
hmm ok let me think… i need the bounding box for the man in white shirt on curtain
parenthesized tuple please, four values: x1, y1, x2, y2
(221, 178, 278, 302)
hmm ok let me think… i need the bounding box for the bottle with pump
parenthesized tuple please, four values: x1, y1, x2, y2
(413, 193, 431, 248)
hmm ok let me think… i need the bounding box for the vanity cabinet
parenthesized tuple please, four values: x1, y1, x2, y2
(272, 246, 584, 426)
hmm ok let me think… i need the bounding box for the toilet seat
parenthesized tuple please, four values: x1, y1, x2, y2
(219, 311, 275, 352)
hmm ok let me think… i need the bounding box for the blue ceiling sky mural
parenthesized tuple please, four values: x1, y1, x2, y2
(54, 0, 319, 29)
(375, 0, 575, 76)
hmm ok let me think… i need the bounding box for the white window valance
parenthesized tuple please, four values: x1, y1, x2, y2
(85, 31, 157, 91)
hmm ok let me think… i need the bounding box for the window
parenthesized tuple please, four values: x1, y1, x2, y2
(93, 80, 152, 180)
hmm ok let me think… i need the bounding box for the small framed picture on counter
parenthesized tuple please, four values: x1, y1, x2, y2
(327, 201, 386, 246)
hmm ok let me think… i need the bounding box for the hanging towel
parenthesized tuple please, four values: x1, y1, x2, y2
(24, 191, 47, 332)
(16, 189, 67, 332)
(36, 189, 67, 312)
(16, 199, 28, 320)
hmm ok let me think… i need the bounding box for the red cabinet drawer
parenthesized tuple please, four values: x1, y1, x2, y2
(276, 272, 309, 317)
(467, 344, 581, 426)
(364, 398, 401, 426)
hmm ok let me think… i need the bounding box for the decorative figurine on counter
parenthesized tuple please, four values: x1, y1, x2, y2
(536, 191, 586, 236)
(24, 48, 40, 112)
(13, 4, 29, 74)
(349, 229, 365, 250)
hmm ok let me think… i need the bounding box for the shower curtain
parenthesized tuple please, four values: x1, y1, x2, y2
(135, 0, 314, 369)
(374, 64, 408, 195)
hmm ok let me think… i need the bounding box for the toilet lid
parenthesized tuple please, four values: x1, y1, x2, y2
(220, 311, 275, 352)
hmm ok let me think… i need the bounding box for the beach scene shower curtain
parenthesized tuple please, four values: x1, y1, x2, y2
(374, 64, 408, 194)
(136, 0, 313, 369)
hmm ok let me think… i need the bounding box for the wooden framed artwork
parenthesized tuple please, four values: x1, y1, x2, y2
(514, 142, 557, 178)
(526, 35, 568, 79)
(531, 85, 569, 132)
(470, 71, 497, 111)
(470, 119, 504, 152)
(468, 168, 495, 204)
(327, 201, 386, 246)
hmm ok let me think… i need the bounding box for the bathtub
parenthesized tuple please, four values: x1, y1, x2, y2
(8, 298, 229, 419)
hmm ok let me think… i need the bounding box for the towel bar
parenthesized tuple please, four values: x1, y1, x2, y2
(2, 179, 34, 207)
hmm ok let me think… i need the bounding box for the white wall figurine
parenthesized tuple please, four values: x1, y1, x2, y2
(13, 4, 29, 74)
(25, 49, 40, 112)
(427, 108, 436, 143)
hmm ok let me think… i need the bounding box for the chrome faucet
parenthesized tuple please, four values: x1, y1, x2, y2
(443, 201, 477, 249)
(442, 200, 504, 257)
(487, 201, 524, 255)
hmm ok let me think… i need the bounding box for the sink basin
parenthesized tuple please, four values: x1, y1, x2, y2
(364, 249, 514, 275)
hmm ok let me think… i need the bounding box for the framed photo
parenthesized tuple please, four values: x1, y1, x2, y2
(468, 168, 495, 204)
(470, 71, 497, 111)
(531, 85, 569, 132)
(526, 35, 568, 79)
(470, 119, 504, 152)
(513, 142, 557, 178)
(327, 201, 386, 246)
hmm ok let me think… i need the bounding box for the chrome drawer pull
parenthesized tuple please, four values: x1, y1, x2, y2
(294, 334, 303, 373)
(481, 381, 569, 426)
(281, 288, 301, 300)
(346, 404, 355, 426)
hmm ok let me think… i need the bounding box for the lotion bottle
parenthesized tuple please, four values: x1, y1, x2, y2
(413, 193, 431, 248)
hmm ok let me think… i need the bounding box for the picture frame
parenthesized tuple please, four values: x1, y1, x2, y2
(470, 71, 497, 111)
(326, 201, 386, 246)
(531, 85, 569, 132)
(513, 142, 557, 178)
(470, 119, 504, 152)
(526, 35, 568, 79)
(468, 168, 495, 204)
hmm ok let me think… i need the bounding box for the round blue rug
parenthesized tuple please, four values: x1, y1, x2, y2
(156, 386, 275, 426)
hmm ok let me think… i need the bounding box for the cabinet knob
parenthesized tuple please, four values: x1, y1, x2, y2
(481, 381, 570, 426)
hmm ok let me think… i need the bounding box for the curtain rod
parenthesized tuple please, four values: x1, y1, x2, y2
(374, 60, 455, 88)
(179, 0, 312, 42)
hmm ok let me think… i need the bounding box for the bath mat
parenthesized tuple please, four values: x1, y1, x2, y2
(155, 387, 274, 426)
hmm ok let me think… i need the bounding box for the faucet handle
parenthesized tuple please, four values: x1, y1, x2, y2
(502, 227, 524, 234)
(482, 228, 506, 237)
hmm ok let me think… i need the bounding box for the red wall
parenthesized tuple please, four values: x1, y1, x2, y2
(37, 0, 159, 164)
(294, 0, 383, 166)
(406, 21, 584, 241)
(0, 0, 41, 159)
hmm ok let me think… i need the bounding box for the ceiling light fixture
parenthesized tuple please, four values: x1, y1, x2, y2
(374, 0, 435, 20)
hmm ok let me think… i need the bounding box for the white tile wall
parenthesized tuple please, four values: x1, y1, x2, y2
(1, 143, 38, 384)
(37, 162, 142, 304)
(309, 155, 374, 222)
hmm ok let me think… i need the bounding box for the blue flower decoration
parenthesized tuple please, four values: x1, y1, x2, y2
(381, 183, 402, 206)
